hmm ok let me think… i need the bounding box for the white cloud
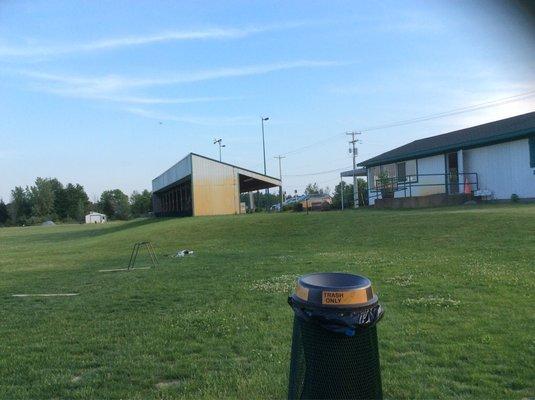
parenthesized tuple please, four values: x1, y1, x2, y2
(30, 84, 239, 105)
(0, 20, 325, 58)
(0, 29, 254, 57)
(16, 60, 344, 106)
(21, 60, 344, 90)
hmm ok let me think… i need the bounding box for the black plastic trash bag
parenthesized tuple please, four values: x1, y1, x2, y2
(287, 273, 384, 400)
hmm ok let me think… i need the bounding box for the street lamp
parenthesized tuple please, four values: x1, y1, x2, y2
(261, 117, 269, 174)
(213, 138, 225, 162)
(261, 117, 269, 210)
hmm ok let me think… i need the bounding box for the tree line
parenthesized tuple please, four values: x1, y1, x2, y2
(237, 178, 368, 211)
(301, 179, 368, 208)
(0, 177, 152, 226)
(0, 177, 370, 226)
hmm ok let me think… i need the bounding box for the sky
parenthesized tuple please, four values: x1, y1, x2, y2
(1, 0, 534, 201)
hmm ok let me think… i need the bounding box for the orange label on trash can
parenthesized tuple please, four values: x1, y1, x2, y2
(295, 284, 309, 301)
(322, 289, 369, 305)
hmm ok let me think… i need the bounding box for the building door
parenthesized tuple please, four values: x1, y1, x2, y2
(446, 152, 459, 194)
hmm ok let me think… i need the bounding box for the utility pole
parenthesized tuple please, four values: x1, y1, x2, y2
(340, 177, 344, 211)
(213, 138, 225, 162)
(274, 155, 285, 211)
(346, 131, 362, 208)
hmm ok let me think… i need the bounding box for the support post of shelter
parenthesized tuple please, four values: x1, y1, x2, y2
(249, 192, 255, 212)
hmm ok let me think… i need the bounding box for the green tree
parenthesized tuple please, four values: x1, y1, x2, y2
(305, 183, 320, 195)
(51, 179, 68, 220)
(10, 186, 32, 225)
(64, 184, 90, 221)
(98, 189, 131, 220)
(28, 177, 70, 222)
(0, 200, 9, 225)
(305, 183, 329, 196)
(332, 182, 354, 209)
(130, 190, 152, 217)
(8, 178, 90, 224)
(29, 177, 58, 220)
(332, 179, 368, 208)
(239, 191, 279, 211)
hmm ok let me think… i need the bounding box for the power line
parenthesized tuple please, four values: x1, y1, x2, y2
(284, 165, 353, 177)
(253, 154, 354, 171)
(308, 177, 342, 186)
(360, 89, 535, 132)
(278, 89, 535, 157)
(281, 134, 342, 156)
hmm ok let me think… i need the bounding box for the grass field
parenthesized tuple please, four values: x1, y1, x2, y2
(1, 205, 534, 399)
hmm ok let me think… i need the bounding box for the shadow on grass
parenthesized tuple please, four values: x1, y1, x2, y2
(22, 218, 167, 243)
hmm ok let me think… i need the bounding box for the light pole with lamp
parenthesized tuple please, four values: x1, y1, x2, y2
(261, 116, 269, 210)
(213, 138, 225, 162)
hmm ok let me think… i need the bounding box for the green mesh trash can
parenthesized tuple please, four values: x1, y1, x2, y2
(287, 273, 384, 400)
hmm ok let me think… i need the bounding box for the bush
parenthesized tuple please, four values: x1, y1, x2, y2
(511, 194, 520, 203)
(293, 202, 303, 212)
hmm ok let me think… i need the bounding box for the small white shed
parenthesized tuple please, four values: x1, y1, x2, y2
(85, 212, 107, 224)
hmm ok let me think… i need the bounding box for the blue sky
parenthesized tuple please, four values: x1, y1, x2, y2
(1, 0, 534, 201)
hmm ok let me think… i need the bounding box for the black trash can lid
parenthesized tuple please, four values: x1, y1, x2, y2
(292, 272, 377, 309)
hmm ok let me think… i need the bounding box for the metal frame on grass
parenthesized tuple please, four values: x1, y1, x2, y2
(127, 241, 159, 270)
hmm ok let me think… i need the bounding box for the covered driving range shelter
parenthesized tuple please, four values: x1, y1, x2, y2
(152, 153, 281, 217)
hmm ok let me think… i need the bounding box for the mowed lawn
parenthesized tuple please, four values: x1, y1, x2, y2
(0, 205, 534, 399)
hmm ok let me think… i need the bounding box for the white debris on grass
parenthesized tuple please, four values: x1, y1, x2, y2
(276, 255, 295, 262)
(402, 295, 460, 307)
(385, 274, 414, 287)
(251, 274, 298, 293)
(156, 380, 182, 389)
(172, 249, 194, 257)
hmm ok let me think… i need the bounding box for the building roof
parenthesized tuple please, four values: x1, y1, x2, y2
(152, 152, 281, 193)
(191, 153, 280, 182)
(358, 111, 535, 167)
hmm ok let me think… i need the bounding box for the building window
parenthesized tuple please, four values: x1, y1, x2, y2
(394, 160, 418, 183)
(397, 162, 406, 181)
(406, 159, 418, 182)
(369, 159, 419, 189)
(369, 166, 381, 189)
(381, 163, 397, 179)
(530, 136, 535, 168)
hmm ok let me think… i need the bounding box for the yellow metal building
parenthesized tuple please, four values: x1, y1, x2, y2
(152, 153, 281, 217)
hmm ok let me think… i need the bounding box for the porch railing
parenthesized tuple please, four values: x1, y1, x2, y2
(369, 172, 479, 200)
